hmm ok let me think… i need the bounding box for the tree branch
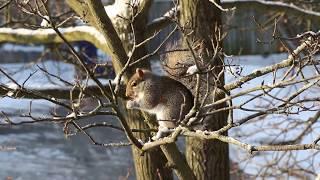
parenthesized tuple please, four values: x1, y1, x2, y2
(0, 83, 126, 100)
(66, 0, 129, 79)
(146, 6, 177, 37)
(222, 0, 320, 22)
(143, 126, 320, 153)
(224, 39, 311, 91)
(0, 26, 111, 54)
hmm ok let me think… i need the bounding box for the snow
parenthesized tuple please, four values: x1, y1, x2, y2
(104, 1, 130, 19)
(58, 26, 106, 45)
(186, 64, 198, 75)
(22, 0, 30, 4)
(66, 112, 76, 118)
(297, 30, 320, 38)
(40, 16, 50, 28)
(2, 44, 45, 52)
(0, 59, 113, 118)
(112, 73, 124, 84)
(104, 0, 135, 41)
(0, 61, 75, 88)
(0, 26, 106, 45)
(0, 60, 75, 117)
(6, 82, 19, 90)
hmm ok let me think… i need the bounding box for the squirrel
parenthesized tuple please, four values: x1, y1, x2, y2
(161, 42, 227, 131)
(125, 68, 194, 139)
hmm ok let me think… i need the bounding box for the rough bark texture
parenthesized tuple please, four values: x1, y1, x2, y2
(140, 112, 196, 180)
(185, 124, 229, 180)
(128, 110, 173, 180)
(180, 0, 230, 179)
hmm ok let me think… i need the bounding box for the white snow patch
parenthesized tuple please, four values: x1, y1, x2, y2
(66, 112, 76, 118)
(6, 91, 14, 97)
(0, 26, 106, 45)
(40, 16, 50, 28)
(5, 82, 19, 90)
(138, 139, 144, 145)
(104, 0, 131, 19)
(112, 73, 125, 85)
(186, 64, 198, 75)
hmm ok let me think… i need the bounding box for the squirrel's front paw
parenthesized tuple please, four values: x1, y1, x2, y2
(151, 133, 163, 141)
(138, 139, 145, 145)
(151, 130, 164, 141)
(152, 127, 173, 140)
(126, 100, 138, 109)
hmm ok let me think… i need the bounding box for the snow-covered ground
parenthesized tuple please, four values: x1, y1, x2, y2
(0, 59, 133, 180)
(0, 60, 74, 117)
(2, 44, 45, 52)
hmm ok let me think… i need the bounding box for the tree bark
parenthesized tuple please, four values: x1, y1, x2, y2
(128, 110, 173, 180)
(180, 0, 230, 179)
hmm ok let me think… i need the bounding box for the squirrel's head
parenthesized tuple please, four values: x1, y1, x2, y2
(125, 68, 147, 99)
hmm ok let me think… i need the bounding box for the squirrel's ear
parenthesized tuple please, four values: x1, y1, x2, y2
(136, 68, 144, 78)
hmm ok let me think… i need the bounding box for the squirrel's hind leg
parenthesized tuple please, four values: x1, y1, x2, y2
(152, 126, 174, 141)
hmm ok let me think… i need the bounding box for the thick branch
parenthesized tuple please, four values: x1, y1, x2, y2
(143, 127, 320, 152)
(146, 6, 177, 37)
(0, 26, 111, 54)
(0, 84, 126, 100)
(66, 0, 129, 78)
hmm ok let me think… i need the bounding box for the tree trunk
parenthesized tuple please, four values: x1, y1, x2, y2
(180, 0, 230, 179)
(114, 1, 175, 179)
(128, 110, 173, 180)
(122, 2, 174, 179)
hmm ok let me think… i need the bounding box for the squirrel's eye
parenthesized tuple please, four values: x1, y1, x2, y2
(131, 82, 137, 87)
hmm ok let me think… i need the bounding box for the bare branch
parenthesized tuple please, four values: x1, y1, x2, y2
(222, 0, 320, 22)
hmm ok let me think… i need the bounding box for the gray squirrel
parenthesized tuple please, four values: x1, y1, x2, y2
(125, 68, 194, 139)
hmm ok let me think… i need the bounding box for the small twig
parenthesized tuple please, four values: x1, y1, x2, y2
(209, 0, 236, 12)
